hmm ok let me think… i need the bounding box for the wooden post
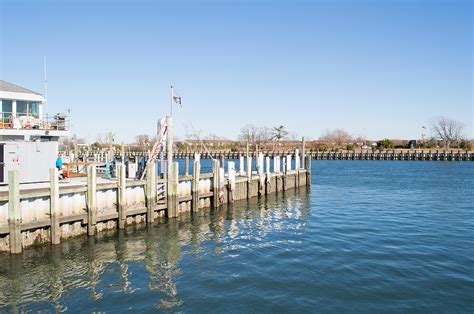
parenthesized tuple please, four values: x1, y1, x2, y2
(166, 116, 173, 180)
(228, 161, 236, 203)
(108, 131, 113, 162)
(246, 142, 249, 159)
(117, 163, 126, 229)
(213, 160, 220, 208)
(73, 134, 78, 162)
(145, 162, 156, 223)
(87, 165, 97, 236)
(239, 155, 245, 176)
(192, 160, 200, 212)
(295, 149, 300, 188)
(167, 162, 178, 218)
(302, 137, 306, 169)
(185, 156, 189, 176)
(265, 157, 271, 195)
(306, 155, 312, 186)
(257, 153, 264, 196)
(220, 154, 225, 170)
(282, 158, 287, 191)
(8, 170, 21, 253)
(50, 168, 60, 245)
(246, 156, 252, 178)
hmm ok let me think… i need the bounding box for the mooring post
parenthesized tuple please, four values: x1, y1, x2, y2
(220, 154, 225, 170)
(228, 161, 236, 203)
(239, 155, 245, 176)
(265, 157, 271, 195)
(213, 160, 220, 208)
(87, 165, 97, 236)
(302, 137, 306, 169)
(108, 131, 114, 162)
(295, 149, 300, 188)
(117, 163, 127, 229)
(185, 156, 189, 176)
(8, 170, 21, 254)
(282, 158, 287, 191)
(246, 156, 252, 178)
(192, 160, 201, 212)
(306, 155, 312, 186)
(49, 168, 60, 245)
(145, 162, 156, 223)
(167, 161, 179, 218)
(258, 153, 264, 196)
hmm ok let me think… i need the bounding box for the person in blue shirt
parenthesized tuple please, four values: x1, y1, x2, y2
(56, 153, 63, 170)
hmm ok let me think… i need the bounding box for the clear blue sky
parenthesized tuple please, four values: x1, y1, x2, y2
(1, 0, 472, 143)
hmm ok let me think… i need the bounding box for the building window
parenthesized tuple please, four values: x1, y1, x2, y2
(28, 102, 40, 118)
(1, 99, 13, 124)
(17, 101, 28, 117)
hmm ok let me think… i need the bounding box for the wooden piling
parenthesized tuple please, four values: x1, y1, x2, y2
(145, 162, 156, 223)
(192, 160, 200, 212)
(220, 154, 225, 170)
(228, 161, 236, 203)
(282, 158, 287, 191)
(306, 155, 312, 186)
(87, 165, 97, 236)
(117, 163, 126, 229)
(213, 160, 220, 208)
(8, 170, 21, 254)
(49, 168, 60, 245)
(167, 161, 179, 218)
(185, 156, 189, 176)
(302, 137, 306, 169)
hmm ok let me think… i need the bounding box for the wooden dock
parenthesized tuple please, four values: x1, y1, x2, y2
(0, 153, 311, 254)
(74, 150, 474, 162)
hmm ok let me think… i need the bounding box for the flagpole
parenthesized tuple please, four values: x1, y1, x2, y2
(170, 85, 173, 117)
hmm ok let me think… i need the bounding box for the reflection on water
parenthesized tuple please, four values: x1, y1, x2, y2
(0, 189, 310, 312)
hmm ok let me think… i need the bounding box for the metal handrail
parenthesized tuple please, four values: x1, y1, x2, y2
(0, 112, 70, 130)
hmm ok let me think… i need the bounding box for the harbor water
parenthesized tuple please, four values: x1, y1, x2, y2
(0, 161, 472, 312)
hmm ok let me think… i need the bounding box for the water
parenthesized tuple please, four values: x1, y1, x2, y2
(0, 161, 472, 312)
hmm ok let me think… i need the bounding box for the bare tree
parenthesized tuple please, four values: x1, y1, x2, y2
(238, 124, 272, 145)
(135, 134, 151, 152)
(431, 117, 465, 149)
(319, 129, 353, 147)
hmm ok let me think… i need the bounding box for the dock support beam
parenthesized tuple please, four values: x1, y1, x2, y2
(50, 168, 60, 245)
(145, 162, 156, 223)
(8, 171, 21, 254)
(167, 162, 178, 218)
(192, 160, 200, 212)
(117, 163, 126, 229)
(87, 165, 97, 236)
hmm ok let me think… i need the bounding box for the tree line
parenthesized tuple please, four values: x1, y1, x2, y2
(60, 116, 472, 152)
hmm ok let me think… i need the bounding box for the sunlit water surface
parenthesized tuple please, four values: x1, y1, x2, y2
(0, 161, 473, 312)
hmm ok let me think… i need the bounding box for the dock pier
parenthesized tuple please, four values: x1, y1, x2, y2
(72, 149, 473, 162)
(0, 153, 311, 253)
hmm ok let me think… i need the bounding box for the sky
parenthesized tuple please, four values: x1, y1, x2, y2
(0, 0, 472, 143)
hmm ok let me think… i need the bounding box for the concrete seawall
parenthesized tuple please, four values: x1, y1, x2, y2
(0, 156, 311, 253)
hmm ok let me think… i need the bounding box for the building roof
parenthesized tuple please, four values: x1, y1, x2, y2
(0, 80, 42, 96)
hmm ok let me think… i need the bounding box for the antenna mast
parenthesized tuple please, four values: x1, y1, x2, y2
(43, 56, 48, 104)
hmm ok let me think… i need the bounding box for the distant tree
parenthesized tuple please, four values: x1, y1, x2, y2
(91, 142, 102, 151)
(319, 129, 353, 147)
(239, 124, 271, 145)
(431, 117, 465, 149)
(135, 134, 151, 152)
(377, 138, 394, 149)
(271, 125, 288, 141)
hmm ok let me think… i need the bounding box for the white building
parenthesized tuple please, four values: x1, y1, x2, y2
(0, 80, 70, 184)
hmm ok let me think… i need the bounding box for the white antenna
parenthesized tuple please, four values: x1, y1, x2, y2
(43, 56, 48, 104)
